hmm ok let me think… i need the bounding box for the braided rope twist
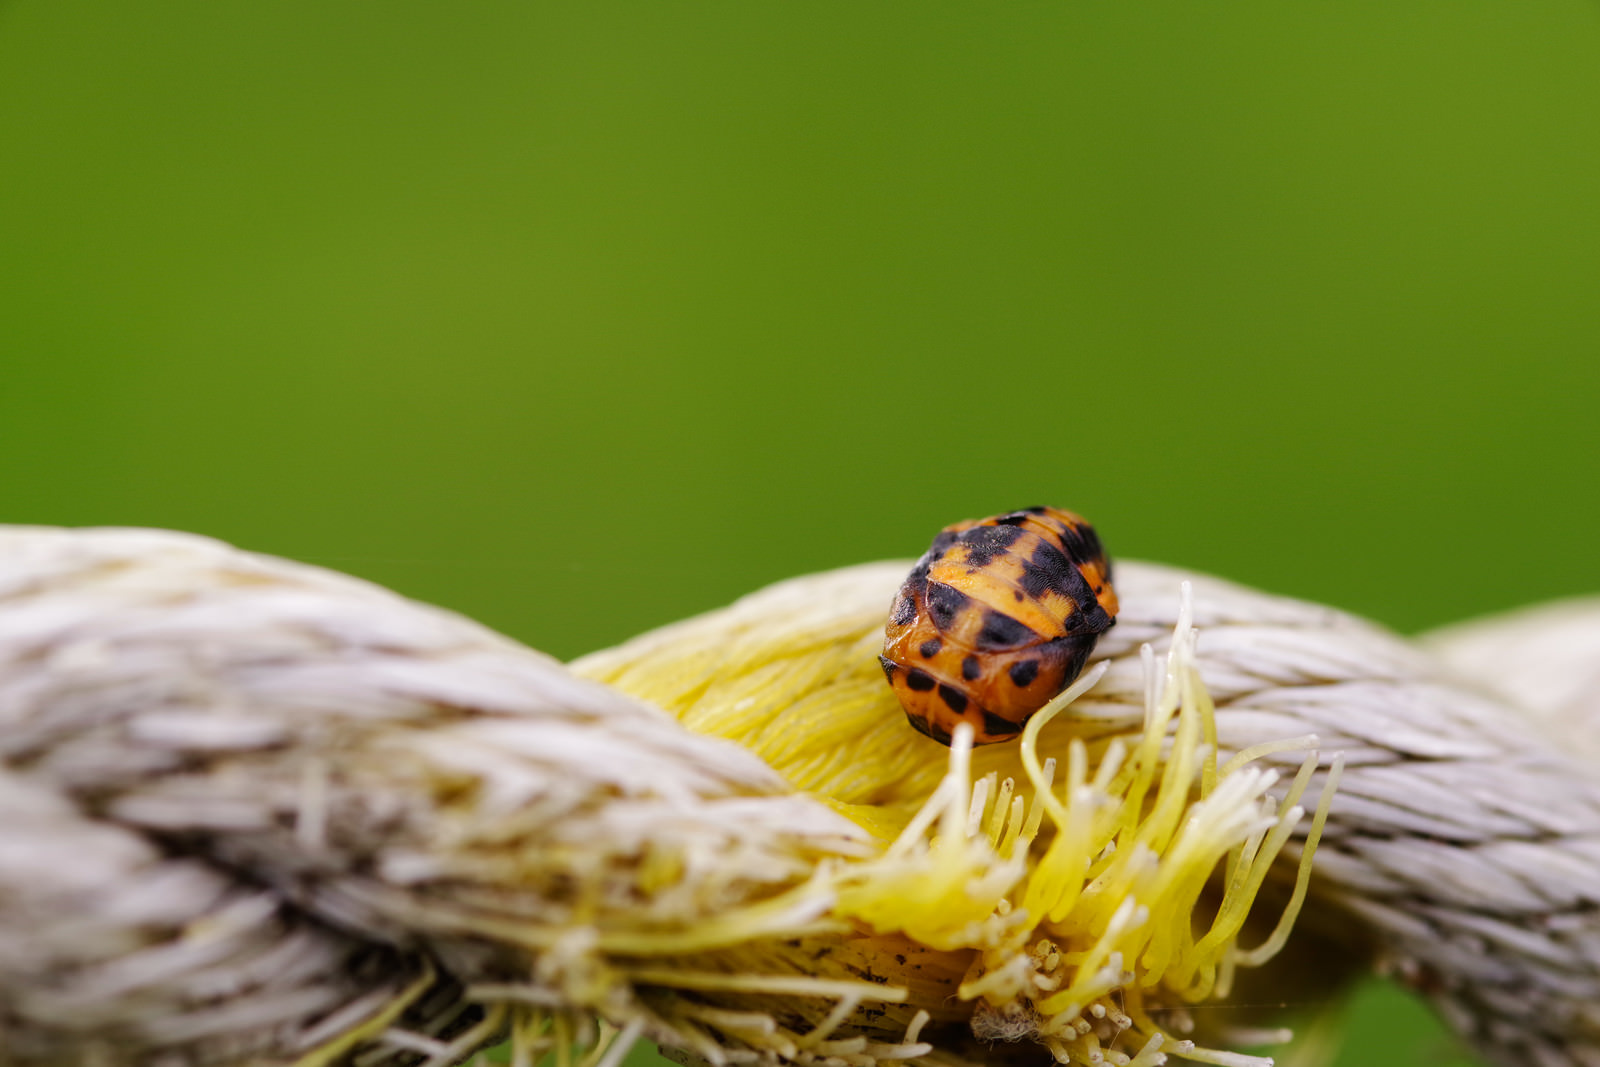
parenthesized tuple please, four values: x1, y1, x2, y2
(0, 526, 1595, 1067)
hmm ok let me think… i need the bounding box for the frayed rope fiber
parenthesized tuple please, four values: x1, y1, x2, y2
(0, 527, 1597, 1067)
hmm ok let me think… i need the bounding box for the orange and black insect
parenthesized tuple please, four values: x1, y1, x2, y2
(880, 506, 1118, 746)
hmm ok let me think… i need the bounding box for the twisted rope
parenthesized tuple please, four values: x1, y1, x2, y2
(0, 527, 1595, 1067)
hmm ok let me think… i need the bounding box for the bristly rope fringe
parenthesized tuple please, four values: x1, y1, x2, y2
(0, 528, 1597, 1067)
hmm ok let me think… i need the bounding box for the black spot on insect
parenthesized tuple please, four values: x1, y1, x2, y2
(1052, 521, 1104, 566)
(1009, 659, 1039, 687)
(994, 507, 1049, 526)
(905, 712, 952, 745)
(955, 524, 1024, 567)
(976, 610, 1038, 651)
(919, 637, 942, 658)
(889, 594, 917, 627)
(1044, 633, 1098, 689)
(1013, 590, 1024, 601)
(905, 668, 936, 692)
(982, 710, 1019, 737)
(908, 530, 962, 583)
(938, 684, 969, 714)
(925, 582, 971, 632)
(895, 954, 907, 965)
(1018, 560, 1060, 601)
(878, 655, 899, 681)
(1020, 540, 1094, 603)
(961, 655, 982, 681)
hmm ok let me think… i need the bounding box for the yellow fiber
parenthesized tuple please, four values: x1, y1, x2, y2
(567, 577, 1338, 1065)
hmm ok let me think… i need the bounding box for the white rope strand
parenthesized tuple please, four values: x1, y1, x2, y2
(0, 526, 870, 1065)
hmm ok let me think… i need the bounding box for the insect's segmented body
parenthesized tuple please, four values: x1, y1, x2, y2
(880, 506, 1118, 745)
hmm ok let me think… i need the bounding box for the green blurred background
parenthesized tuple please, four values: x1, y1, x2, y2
(5, 3, 1598, 1064)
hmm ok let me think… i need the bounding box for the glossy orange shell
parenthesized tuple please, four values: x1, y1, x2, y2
(880, 507, 1118, 745)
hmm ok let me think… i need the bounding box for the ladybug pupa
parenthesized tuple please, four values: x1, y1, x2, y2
(879, 506, 1119, 745)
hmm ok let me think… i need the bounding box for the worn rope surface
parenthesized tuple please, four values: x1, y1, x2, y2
(0, 527, 869, 1067)
(0, 527, 1596, 1067)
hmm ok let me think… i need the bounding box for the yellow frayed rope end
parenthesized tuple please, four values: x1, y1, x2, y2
(567, 579, 1338, 1066)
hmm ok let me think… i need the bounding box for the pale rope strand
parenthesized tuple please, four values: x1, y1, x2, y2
(1, 528, 1598, 1066)
(1423, 597, 1600, 764)
(0, 527, 871, 1066)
